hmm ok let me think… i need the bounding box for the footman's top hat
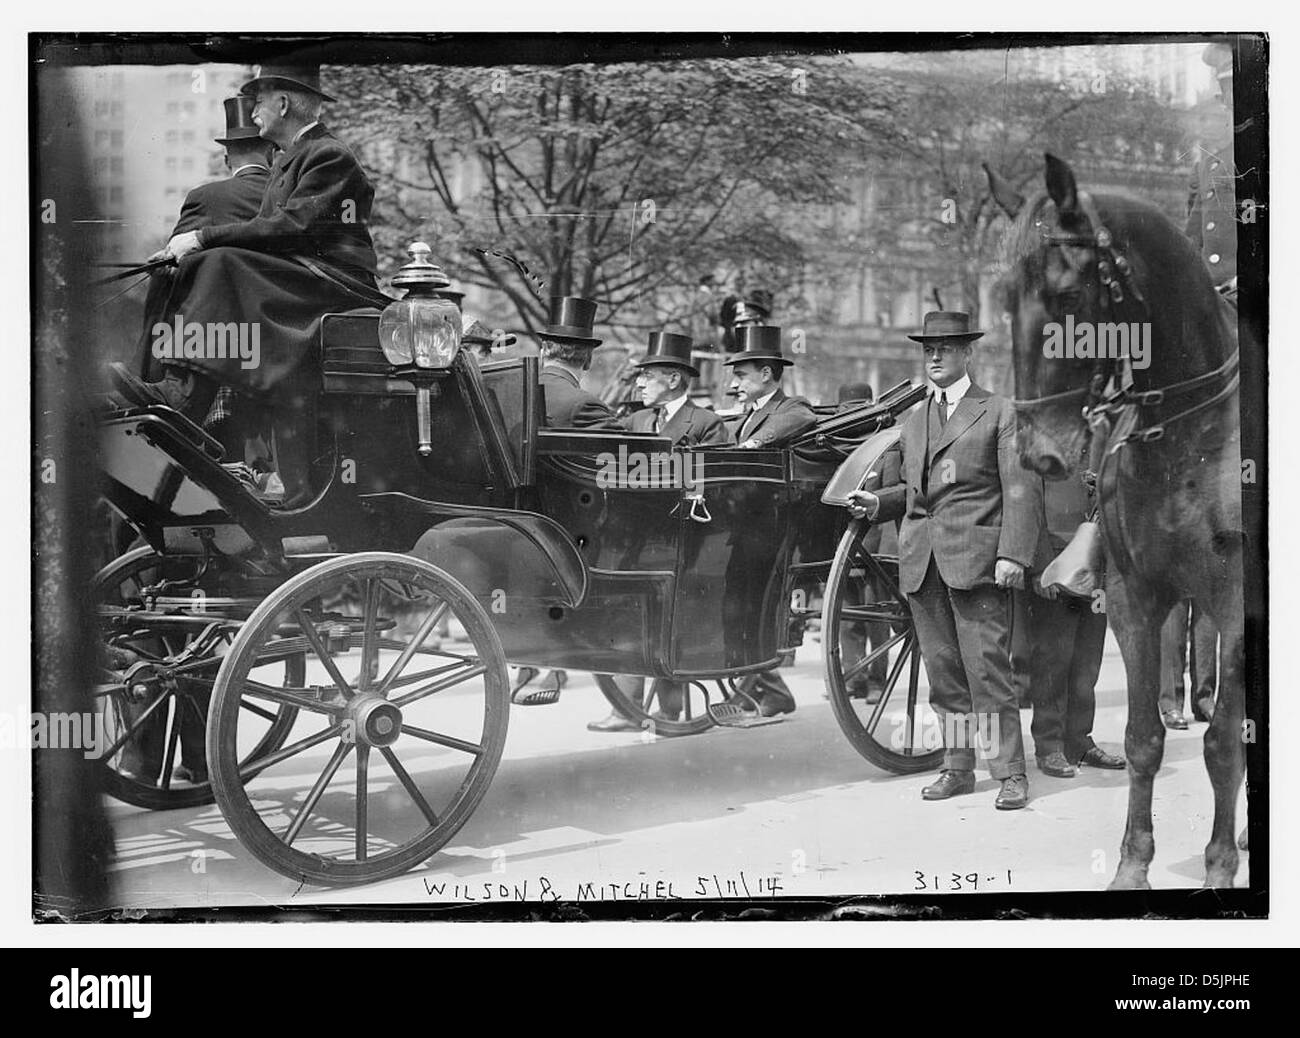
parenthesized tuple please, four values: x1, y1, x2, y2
(906, 310, 985, 343)
(723, 325, 794, 367)
(539, 296, 602, 345)
(634, 332, 698, 376)
(241, 64, 337, 103)
(462, 317, 516, 350)
(214, 96, 263, 144)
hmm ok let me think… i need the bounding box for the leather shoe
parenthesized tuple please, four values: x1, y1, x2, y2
(586, 711, 641, 733)
(753, 685, 796, 717)
(1192, 694, 1216, 724)
(921, 769, 975, 801)
(995, 774, 1029, 810)
(1161, 708, 1188, 730)
(1077, 746, 1125, 769)
(1036, 750, 1076, 778)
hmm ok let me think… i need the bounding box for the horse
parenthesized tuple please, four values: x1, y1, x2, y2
(988, 154, 1248, 889)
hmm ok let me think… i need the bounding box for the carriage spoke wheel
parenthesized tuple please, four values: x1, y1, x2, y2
(823, 519, 942, 774)
(208, 553, 509, 886)
(94, 546, 301, 810)
(595, 674, 715, 737)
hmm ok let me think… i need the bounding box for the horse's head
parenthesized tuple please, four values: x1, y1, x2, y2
(989, 154, 1205, 480)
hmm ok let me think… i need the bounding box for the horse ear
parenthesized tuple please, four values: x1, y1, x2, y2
(1044, 153, 1079, 217)
(983, 162, 1024, 218)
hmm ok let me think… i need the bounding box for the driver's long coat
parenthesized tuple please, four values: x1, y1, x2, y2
(872, 383, 1037, 594)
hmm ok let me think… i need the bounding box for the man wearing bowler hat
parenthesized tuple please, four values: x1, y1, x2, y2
(511, 295, 617, 706)
(846, 311, 1037, 809)
(147, 62, 389, 509)
(587, 331, 732, 733)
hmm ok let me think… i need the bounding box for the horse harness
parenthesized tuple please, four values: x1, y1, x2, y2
(1012, 191, 1242, 571)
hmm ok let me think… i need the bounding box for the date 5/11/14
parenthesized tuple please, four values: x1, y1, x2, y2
(913, 870, 1013, 891)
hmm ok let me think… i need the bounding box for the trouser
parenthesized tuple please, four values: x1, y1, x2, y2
(907, 560, 1025, 779)
(1015, 588, 1108, 760)
(1159, 598, 1219, 713)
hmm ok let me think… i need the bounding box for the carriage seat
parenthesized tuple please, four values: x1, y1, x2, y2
(319, 309, 397, 393)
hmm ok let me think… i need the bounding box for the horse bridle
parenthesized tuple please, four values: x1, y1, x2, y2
(1011, 190, 1241, 479)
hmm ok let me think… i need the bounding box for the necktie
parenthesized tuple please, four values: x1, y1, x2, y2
(937, 392, 948, 428)
(740, 404, 756, 440)
(653, 406, 666, 434)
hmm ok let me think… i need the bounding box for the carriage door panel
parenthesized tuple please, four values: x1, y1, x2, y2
(670, 451, 791, 673)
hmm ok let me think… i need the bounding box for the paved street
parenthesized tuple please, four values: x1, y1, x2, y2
(103, 632, 1250, 909)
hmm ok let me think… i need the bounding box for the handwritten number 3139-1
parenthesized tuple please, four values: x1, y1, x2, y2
(913, 871, 1013, 891)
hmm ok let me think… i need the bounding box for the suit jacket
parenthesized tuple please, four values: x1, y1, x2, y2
(623, 397, 732, 446)
(727, 388, 817, 448)
(873, 382, 1037, 593)
(171, 166, 269, 236)
(199, 123, 379, 278)
(541, 367, 616, 428)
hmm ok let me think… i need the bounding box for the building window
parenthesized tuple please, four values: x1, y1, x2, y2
(166, 130, 178, 145)
(109, 156, 123, 174)
(166, 102, 178, 116)
(165, 157, 177, 170)
(110, 131, 123, 148)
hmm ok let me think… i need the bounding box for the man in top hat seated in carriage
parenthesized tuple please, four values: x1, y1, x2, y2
(510, 295, 619, 706)
(712, 325, 818, 718)
(145, 62, 390, 509)
(586, 330, 733, 732)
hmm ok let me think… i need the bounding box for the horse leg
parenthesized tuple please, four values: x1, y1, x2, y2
(1107, 577, 1169, 890)
(1201, 591, 1245, 888)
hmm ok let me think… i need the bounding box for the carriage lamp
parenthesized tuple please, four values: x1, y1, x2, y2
(378, 242, 463, 455)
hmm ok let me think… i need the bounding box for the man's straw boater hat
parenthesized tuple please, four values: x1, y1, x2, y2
(633, 332, 697, 377)
(214, 96, 262, 144)
(538, 296, 602, 346)
(240, 64, 337, 103)
(906, 310, 985, 344)
(723, 325, 795, 367)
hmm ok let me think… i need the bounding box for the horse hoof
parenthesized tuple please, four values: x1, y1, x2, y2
(1237, 829, 1249, 852)
(1202, 871, 1237, 890)
(1108, 871, 1151, 891)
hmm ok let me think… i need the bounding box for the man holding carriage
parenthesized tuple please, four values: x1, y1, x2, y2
(847, 311, 1038, 809)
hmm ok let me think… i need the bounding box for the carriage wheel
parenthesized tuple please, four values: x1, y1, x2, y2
(823, 519, 943, 774)
(594, 674, 714, 738)
(94, 546, 301, 810)
(208, 553, 509, 886)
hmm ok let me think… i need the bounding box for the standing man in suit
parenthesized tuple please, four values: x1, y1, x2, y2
(1015, 472, 1126, 777)
(718, 326, 817, 718)
(588, 331, 732, 733)
(847, 312, 1037, 809)
(146, 62, 389, 508)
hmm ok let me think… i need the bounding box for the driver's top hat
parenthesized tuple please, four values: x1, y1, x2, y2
(539, 296, 602, 345)
(906, 310, 985, 343)
(214, 95, 263, 144)
(633, 332, 697, 376)
(240, 64, 336, 103)
(723, 325, 793, 367)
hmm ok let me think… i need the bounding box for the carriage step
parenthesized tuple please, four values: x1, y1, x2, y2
(707, 702, 785, 729)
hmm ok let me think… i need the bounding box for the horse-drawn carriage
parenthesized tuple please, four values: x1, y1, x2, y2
(94, 269, 935, 886)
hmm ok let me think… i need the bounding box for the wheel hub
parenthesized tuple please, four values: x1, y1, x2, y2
(344, 695, 403, 747)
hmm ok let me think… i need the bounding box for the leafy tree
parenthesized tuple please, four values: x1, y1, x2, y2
(329, 56, 903, 337)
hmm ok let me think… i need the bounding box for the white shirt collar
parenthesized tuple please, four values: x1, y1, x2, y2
(291, 121, 320, 144)
(929, 373, 971, 410)
(659, 392, 689, 422)
(231, 163, 269, 177)
(750, 387, 779, 412)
